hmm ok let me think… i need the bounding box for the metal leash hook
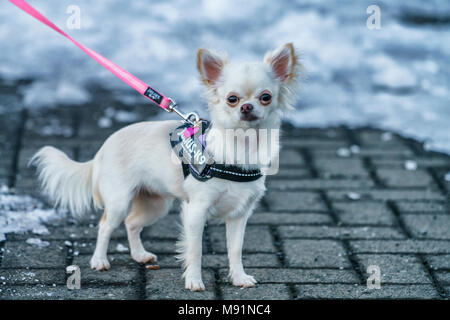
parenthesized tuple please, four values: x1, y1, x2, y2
(166, 98, 200, 125)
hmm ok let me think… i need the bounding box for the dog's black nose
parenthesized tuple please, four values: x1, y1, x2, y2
(240, 103, 253, 114)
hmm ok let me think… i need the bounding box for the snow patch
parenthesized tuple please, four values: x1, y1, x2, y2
(0, 185, 65, 241)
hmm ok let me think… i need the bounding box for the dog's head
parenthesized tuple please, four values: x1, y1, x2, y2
(197, 43, 302, 129)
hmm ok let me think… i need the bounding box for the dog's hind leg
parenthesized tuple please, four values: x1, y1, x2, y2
(90, 196, 132, 271)
(125, 191, 173, 264)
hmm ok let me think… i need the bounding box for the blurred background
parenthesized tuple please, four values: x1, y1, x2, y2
(0, 0, 449, 153)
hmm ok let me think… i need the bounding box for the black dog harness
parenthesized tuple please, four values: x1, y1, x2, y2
(169, 120, 262, 182)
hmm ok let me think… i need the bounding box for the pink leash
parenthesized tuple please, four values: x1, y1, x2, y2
(9, 0, 198, 123)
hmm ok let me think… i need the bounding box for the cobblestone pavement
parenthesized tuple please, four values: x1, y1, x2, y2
(0, 82, 449, 300)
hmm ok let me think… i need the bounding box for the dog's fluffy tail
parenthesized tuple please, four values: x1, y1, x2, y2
(30, 146, 94, 217)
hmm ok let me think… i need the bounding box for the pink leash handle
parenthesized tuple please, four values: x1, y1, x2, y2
(8, 0, 172, 110)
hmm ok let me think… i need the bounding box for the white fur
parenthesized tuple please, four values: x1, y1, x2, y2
(30, 146, 93, 217)
(32, 44, 301, 291)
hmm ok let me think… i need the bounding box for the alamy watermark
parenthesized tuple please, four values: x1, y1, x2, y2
(366, 265, 381, 289)
(170, 126, 280, 176)
(366, 4, 381, 30)
(66, 265, 81, 289)
(66, 5, 81, 30)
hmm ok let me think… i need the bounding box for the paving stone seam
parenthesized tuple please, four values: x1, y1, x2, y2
(8, 109, 28, 189)
(427, 167, 449, 196)
(299, 148, 319, 178)
(362, 156, 385, 187)
(417, 252, 448, 299)
(268, 224, 297, 299)
(318, 191, 339, 225)
(388, 200, 447, 299)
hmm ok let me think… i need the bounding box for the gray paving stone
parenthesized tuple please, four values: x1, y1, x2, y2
(19, 146, 75, 170)
(283, 240, 351, 268)
(395, 201, 448, 214)
(72, 238, 184, 256)
(279, 149, 305, 166)
(249, 212, 332, 225)
(354, 254, 431, 284)
(434, 271, 450, 285)
(145, 269, 215, 300)
(72, 255, 140, 285)
(314, 158, 369, 178)
(372, 157, 450, 169)
(141, 214, 181, 239)
(1, 241, 66, 268)
(445, 286, 450, 296)
(157, 253, 280, 268)
(24, 119, 74, 141)
(312, 148, 415, 158)
(0, 284, 140, 300)
(357, 131, 409, 149)
(282, 138, 348, 149)
(267, 179, 374, 191)
(209, 225, 276, 253)
(74, 253, 137, 267)
(221, 284, 291, 300)
(272, 168, 311, 179)
(402, 214, 450, 239)
(295, 284, 440, 299)
(213, 254, 280, 268)
(349, 240, 450, 254)
(425, 255, 450, 270)
(264, 191, 327, 212)
(0, 268, 66, 285)
(327, 190, 446, 201)
(289, 127, 347, 139)
(278, 226, 405, 239)
(377, 169, 435, 188)
(13, 224, 127, 241)
(218, 268, 359, 284)
(333, 202, 396, 226)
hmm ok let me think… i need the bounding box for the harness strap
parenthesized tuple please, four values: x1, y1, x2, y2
(182, 163, 262, 183)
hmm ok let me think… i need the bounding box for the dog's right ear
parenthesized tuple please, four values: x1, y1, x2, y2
(197, 49, 226, 86)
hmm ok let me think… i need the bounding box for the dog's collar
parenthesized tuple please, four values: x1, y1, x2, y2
(170, 120, 263, 183)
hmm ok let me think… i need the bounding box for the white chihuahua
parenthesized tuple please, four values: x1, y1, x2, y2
(32, 43, 301, 291)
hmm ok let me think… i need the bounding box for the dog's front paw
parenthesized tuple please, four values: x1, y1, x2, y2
(231, 273, 257, 287)
(185, 277, 205, 292)
(132, 251, 157, 264)
(90, 256, 110, 271)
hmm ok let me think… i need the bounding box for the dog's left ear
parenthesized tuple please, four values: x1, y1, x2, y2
(197, 49, 226, 86)
(264, 43, 302, 112)
(264, 43, 299, 83)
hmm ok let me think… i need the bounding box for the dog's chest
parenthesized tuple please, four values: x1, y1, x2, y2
(209, 181, 265, 219)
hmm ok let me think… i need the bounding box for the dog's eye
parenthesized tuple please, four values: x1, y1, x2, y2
(259, 92, 272, 105)
(227, 95, 240, 106)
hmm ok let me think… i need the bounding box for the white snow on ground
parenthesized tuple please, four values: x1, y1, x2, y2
(0, 0, 449, 153)
(0, 185, 65, 241)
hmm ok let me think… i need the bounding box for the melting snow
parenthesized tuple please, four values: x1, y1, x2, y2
(0, 185, 65, 241)
(404, 160, 418, 171)
(116, 243, 129, 252)
(0, 0, 448, 154)
(26, 238, 50, 247)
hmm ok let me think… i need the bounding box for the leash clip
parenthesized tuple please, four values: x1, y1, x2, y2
(167, 98, 199, 125)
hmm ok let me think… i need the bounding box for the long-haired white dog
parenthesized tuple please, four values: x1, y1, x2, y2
(31, 43, 301, 291)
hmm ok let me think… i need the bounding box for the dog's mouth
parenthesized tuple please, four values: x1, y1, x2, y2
(240, 114, 259, 122)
